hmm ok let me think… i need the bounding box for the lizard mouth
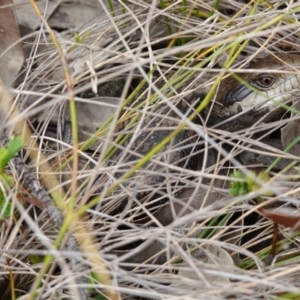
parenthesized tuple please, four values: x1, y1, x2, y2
(219, 77, 300, 119)
(223, 84, 253, 106)
(222, 85, 270, 115)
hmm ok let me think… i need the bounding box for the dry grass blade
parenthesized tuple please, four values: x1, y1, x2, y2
(3, 0, 300, 299)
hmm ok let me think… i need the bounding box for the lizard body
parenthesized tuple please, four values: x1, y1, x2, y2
(43, 54, 300, 215)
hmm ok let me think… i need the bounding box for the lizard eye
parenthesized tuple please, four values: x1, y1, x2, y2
(254, 76, 275, 88)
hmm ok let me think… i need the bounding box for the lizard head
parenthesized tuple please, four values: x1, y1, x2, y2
(215, 53, 300, 120)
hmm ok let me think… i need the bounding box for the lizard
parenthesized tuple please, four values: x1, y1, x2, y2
(39, 53, 300, 218)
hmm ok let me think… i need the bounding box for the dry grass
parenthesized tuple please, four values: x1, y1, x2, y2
(2, 0, 300, 299)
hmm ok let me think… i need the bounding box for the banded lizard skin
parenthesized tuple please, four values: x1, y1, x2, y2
(39, 53, 300, 217)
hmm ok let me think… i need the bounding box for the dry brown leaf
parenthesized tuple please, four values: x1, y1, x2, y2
(0, 0, 24, 87)
(14, 0, 59, 30)
(48, 2, 105, 30)
(258, 207, 300, 230)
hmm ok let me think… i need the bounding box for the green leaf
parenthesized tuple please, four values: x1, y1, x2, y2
(0, 136, 23, 171)
(245, 171, 257, 187)
(7, 136, 23, 158)
(0, 197, 12, 219)
(1, 173, 14, 187)
(229, 170, 249, 196)
(92, 295, 106, 300)
(88, 273, 108, 299)
(229, 169, 273, 198)
(0, 148, 9, 170)
(29, 254, 44, 264)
